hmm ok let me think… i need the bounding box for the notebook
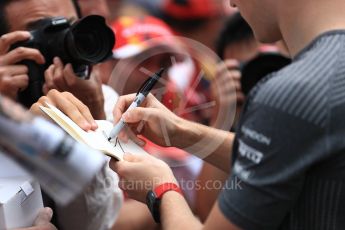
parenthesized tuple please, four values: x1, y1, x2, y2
(39, 103, 149, 161)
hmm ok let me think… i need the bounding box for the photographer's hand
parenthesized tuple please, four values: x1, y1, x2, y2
(0, 31, 45, 99)
(30, 89, 98, 131)
(211, 60, 244, 128)
(43, 57, 106, 119)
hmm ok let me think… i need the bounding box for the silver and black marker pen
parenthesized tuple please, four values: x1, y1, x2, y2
(108, 68, 165, 141)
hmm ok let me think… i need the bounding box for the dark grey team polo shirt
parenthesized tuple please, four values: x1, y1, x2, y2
(219, 30, 345, 230)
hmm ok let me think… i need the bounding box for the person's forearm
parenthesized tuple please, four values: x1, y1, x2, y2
(84, 94, 106, 120)
(161, 191, 203, 230)
(89, 101, 106, 120)
(172, 118, 235, 172)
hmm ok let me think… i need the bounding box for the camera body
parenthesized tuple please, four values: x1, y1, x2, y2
(12, 15, 115, 107)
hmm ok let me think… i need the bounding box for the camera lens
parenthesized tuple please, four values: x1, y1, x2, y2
(75, 33, 99, 55)
(66, 15, 115, 64)
(74, 24, 113, 62)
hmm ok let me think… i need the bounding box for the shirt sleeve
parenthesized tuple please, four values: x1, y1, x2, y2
(219, 102, 327, 230)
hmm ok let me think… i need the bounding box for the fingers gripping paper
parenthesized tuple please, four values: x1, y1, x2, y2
(40, 103, 149, 161)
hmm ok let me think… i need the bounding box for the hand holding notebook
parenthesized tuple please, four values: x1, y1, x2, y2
(40, 103, 149, 161)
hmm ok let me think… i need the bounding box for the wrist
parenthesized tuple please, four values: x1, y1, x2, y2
(153, 182, 182, 197)
(173, 117, 202, 149)
(151, 166, 178, 191)
(146, 182, 183, 223)
(85, 96, 106, 120)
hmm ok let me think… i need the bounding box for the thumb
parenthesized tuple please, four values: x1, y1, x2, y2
(34, 208, 53, 226)
(123, 107, 156, 124)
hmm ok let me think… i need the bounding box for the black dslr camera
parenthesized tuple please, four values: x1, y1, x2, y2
(12, 15, 115, 107)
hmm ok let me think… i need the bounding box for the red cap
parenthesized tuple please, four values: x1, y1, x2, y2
(111, 16, 178, 59)
(162, 0, 225, 19)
